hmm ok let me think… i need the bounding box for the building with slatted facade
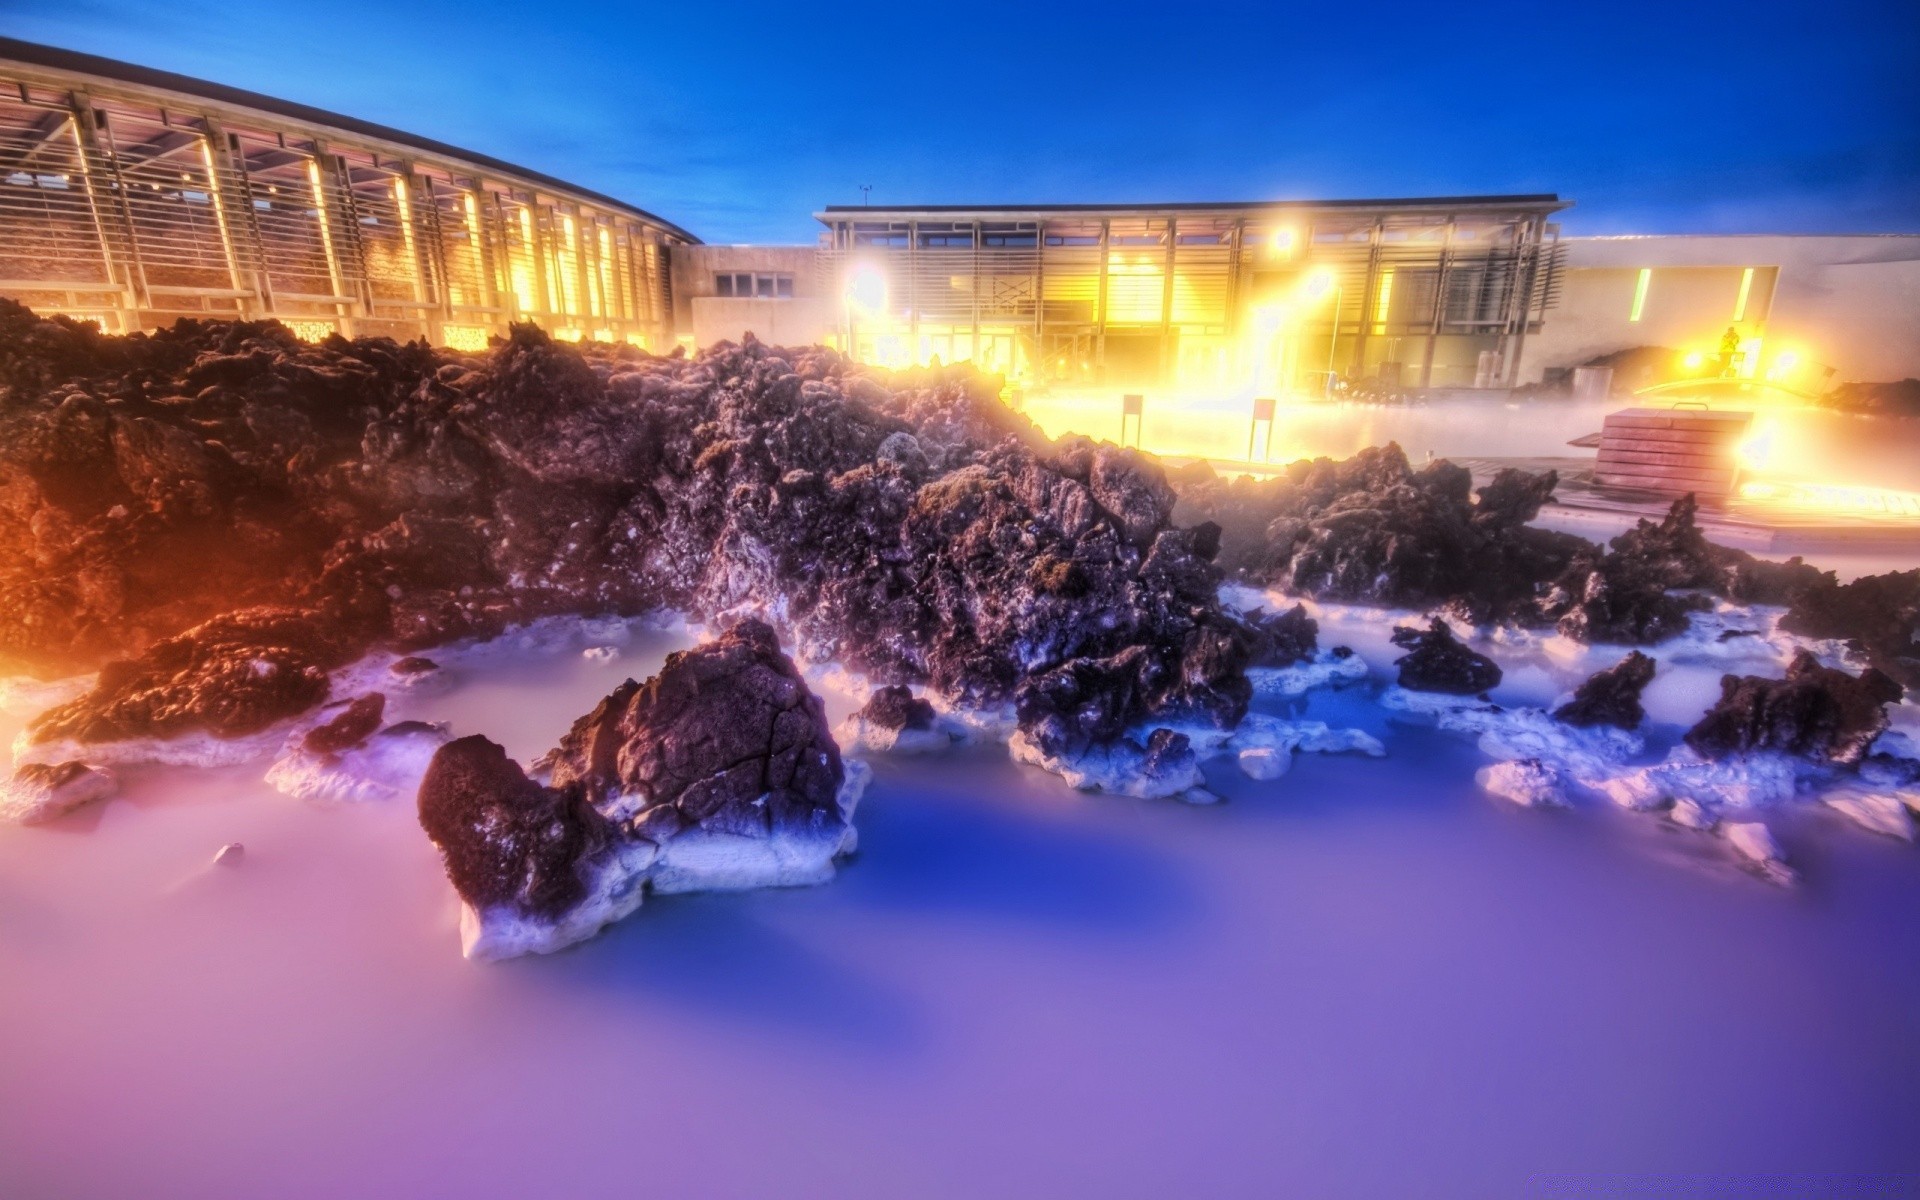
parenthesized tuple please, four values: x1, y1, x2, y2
(814, 198, 1569, 393)
(0, 38, 692, 350)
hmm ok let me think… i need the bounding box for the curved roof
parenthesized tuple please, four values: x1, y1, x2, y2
(0, 36, 700, 244)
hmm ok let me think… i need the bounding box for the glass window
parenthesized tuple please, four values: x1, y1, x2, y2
(776, 275, 794, 298)
(755, 274, 775, 298)
(715, 273, 734, 297)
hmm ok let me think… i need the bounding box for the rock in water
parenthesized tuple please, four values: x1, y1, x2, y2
(1476, 759, 1569, 808)
(301, 693, 385, 755)
(417, 620, 861, 958)
(838, 684, 954, 756)
(543, 620, 845, 839)
(1553, 651, 1657, 730)
(0, 761, 116, 823)
(25, 607, 349, 750)
(1779, 568, 1920, 696)
(1243, 604, 1319, 669)
(858, 684, 936, 734)
(419, 735, 617, 921)
(1390, 618, 1502, 695)
(1683, 650, 1901, 767)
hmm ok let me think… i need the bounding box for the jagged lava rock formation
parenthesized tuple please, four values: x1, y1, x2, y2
(1553, 651, 1657, 730)
(0, 302, 1262, 777)
(1390, 619, 1502, 695)
(418, 621, 864, 958)
(1685, 650, 1902, 767)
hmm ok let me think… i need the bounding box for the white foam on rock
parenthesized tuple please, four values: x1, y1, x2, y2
(1821, 787, 1919, 842)
(1475, 760, 1569, 809)
(461, 760, 871, 960)
(835, 713, 963, 757)
(1009, 730, 1206, 799)
(1723, 821, 1796, 883)
(265, 722, 453, 805)
(1247, 651, 1369, 698)
(14, 724, 293, 772)
(0, 762, 118, 824)
(1011, 712, 1383, 800)
(0, 674, 96, 719)
(461, 839, 659, 962)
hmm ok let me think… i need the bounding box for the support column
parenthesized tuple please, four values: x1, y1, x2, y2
(1095, 219, 1110, 383)
(1159, 218, 1176, 387)
(1420, 215, 1456, 388)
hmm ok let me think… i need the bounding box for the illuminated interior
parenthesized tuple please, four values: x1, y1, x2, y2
(818, 199, 1566, 404)
(0, 48, 689, 346)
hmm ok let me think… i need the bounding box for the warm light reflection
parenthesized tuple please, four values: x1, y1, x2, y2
(1738, 480, 1920, 518)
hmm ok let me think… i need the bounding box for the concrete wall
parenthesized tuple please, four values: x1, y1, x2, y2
(1518, 235, 1920, 386)
(668, 245, 834, 349)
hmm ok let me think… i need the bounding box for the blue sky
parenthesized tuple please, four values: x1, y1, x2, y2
(4, 0, 1915, 243)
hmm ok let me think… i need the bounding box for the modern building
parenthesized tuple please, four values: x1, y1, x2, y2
(6, 39, 1918, 395)
(0, 38, 694, 349)
(1514, 234, 1920, 391)
(812, 198, 1569, 393)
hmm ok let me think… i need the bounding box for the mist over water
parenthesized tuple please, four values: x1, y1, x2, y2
(5, 603, 1920, 1197)
(1019, 392, 1920, 495)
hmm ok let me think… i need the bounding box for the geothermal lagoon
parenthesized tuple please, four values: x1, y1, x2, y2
(3, 313, 1919, 1197)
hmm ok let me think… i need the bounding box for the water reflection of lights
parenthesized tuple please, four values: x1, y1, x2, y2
(1737, 480, 1920, 519)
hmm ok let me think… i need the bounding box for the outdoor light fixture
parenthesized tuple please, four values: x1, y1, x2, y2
(845, 263, 886, 317)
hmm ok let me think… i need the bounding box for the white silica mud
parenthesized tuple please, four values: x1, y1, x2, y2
(4, 564, 1920, 1195)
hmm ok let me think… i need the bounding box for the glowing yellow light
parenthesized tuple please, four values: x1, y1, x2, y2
(1629, 268, 1651, 322)
(552, 327, 584, 342)
(283, 319, 336, 343)
(624, 332, 649, 350)
(1739, 480, 1920, 518)
(1372, 269, 1394, 333)
(1736, 415, 1781, 470)
(845, 263, 886, 316)
(1303, 268, 1336, 300)
(510, 206, 538, 314)
(555, 215, 582, 316)
(1775, 349, 1799, 370)
(1270, 227, 1298, 258)
(393, 178, 422, 301)
(305, 160, 345, 299)
(1682, 350, 1705, 370)
(441, 324, 491, 352)
(1733, 266, 1754, 322)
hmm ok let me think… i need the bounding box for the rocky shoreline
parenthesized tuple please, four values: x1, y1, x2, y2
(3, 302, 1917, 953)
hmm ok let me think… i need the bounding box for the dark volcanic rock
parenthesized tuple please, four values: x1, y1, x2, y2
(1683, 650, 1902, 767)
(857, 684, 935, 732)
(302, 692, 386, 755)
(1172, 445, 1583, 624)
(416, 734, 615, 920)
(543, 620, 844, 838)
(1553, 651, 1657, 730)
(1779, 568, 1920, 696)
(28, 607, 351, 745)
(1243, 603, 1319, 668)
(1, 304, 1249, 759)
(1391, 618, 1503, 695)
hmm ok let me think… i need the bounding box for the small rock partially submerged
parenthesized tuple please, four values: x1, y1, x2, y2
(416, 621, 863, 959)
(1391, 619, 1502, 695)
(1553, 651, 1657, 730)
(0, 760, 117, 823)
(1476, 758, 1570, 808)
(1684, 650, 1901, 767)
(837, 684, 957, 755)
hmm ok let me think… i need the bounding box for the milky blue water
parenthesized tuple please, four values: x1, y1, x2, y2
(4, 608, 1919, 1198)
